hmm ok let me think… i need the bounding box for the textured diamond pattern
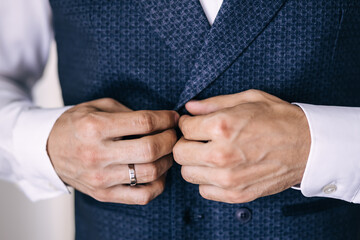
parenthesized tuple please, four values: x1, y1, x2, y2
(49, 0, 360, 239)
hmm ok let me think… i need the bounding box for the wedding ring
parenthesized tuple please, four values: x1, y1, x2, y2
(128, 164, 137, 186)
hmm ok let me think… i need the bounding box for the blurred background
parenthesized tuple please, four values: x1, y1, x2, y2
(0, 42, 75, 240)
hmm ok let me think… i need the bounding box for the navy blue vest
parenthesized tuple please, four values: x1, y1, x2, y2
(50, 0, 360, 239)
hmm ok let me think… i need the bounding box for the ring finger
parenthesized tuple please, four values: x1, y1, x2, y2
(97, 154, 173, 188)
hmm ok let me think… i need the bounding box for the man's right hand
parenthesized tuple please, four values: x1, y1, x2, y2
(47, 98, 179, 205)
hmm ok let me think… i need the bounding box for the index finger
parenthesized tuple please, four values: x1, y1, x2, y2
(179, 114, 213, 141)
(104, 110, 179, 137)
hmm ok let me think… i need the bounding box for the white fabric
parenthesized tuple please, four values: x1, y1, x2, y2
(1, 0, 360, 203)
(296, 104, 360, 203)
(0, 0, 69, 201)
(199, 0, 224, 25)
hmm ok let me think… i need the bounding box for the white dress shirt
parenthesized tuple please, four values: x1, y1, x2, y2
(1, 0, 360, 203)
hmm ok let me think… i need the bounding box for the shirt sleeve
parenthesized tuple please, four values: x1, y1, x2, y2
(295, 103, 360, 203)
(0, 0, 70, 201)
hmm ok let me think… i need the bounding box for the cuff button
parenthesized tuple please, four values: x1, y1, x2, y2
(322, 184, 337, 194)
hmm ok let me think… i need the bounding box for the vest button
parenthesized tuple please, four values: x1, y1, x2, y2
(235, 207, 252, 224)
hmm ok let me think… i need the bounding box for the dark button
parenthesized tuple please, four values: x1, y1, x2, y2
(235, 207, 252, 224)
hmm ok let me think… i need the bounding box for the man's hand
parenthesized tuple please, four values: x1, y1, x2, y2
(173, 90, 311, 204)
(47, 98, 179, 205)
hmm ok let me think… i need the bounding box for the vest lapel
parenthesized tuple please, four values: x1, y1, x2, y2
(139, 0, 210, 63)
(175, 0, 287, 110)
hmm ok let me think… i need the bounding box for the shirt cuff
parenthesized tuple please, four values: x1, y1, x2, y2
(294, 103, 360, 203)
(12, 106, 72, 201)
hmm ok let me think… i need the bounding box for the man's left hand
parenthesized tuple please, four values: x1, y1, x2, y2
(173, 90, 311, 204)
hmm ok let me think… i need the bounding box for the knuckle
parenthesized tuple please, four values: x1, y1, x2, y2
(179, 120, 189, 136)
(141, 139, 159, 162)
(142, 164, 159, 182)
(211, 149, 232, 168)
(243, 89, 263, 101)
(212, 115, 231, 139)
(178, 116, 187, 130)
(137, 112, 155, 133)
(99, 98, 117, 106)
(136, 191, 152, 205)
(78, 114, 101, 138)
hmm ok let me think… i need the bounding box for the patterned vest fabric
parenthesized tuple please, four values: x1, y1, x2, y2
(49, 0, 360, 239)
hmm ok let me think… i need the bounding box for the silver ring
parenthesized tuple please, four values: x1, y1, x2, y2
(128, 164, 137, 186)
